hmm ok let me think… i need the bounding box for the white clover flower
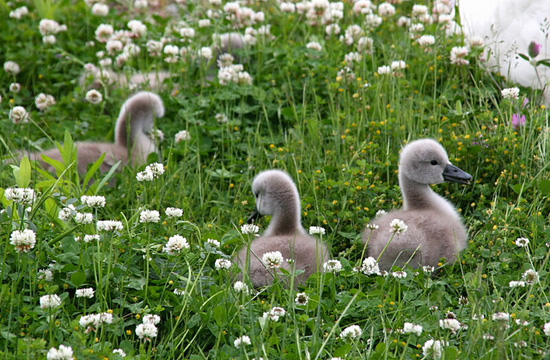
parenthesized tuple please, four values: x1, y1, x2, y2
(106, 39, 123, 55)
(85, 89, 103, 104)
(515, 237, 529, 247)
(391, 270, 407, 279)
(233, 281, 249, 294)
(450, 46, 470, 66)
(522, 269, 539, 284)
(323, 259, 342, 273)
(361, 257, 381, 275)
(206, 239, 220, 247)
(280, 2, 296, 13)
(175, 130, 191, 143)
(164, 235, 190, 255)
(42, 35, 57, 44)
(391, 60, 406, 70)
(128, 20, 147, 37)
(365, 14, 383, 29)
(35, 93, 56, 111)
(95, 24, 114, 42)
(366, 223, 379, 230)
(75, 212, 93, 224)
(378, 3, 395, 16)
(83, 234, 100, 243)
(148, 163, 165, 176)
(417, 35, 435, 47)
(215, 113, 229, 123)
(10, 229, 36, 253)
(92, 3, 109, 16)
(544, 322, 550, 336)
(439, 318, 461, 331)
(164, 44, 179, 63)
(241, 224, 260, 234)
(295, 292, 309, 305)
(377, 65, 392, 75)
(199, 47, 213, 61)
(215, 258, 232, 270)
(97, 220, 123, 232)
(136, 169, 154, 181)
(4, 61, 21, 75)
(262, 251, 284, 269)
(234, 335, 251, 348)
(165, 207, 183, 217)
(9, 6, 29, 19)
(501, 87, 520, 100)
(198, 19, 211, 27)
(139, 210, 160, 223)
(397, 16, 412, 27)
(136, 323, 158, 339)
(357, 36, 374, 53)
(422, 265, 435, 273)
(174, 288, 186, 296)
(467, 36, 484, 48)
(38, 268, 54, 281)
(309, 226, 326, 235)
(9, 83, 21, 93)
(40, 294, 62, 309)
(113, 349, 126, 357)
(325, 24, 341, 36)
(143, 314, 161, 325)
(344, 52, 362, 64)
(76, 288, 95, 298)
(9, 106, 30, 124)
(5, 188, 37, 205)
(340, 325, 362, 340)
(306, 42, 323, 51)
(403, 322, 423, 336)
(492, 312, 510, 321)
(422, 340, 446, 359)
(58, 205, 76, 221)
(389, 219, 408, 234)
(509, 280, 526, 288)
(81, 195, 106, 207)
(46, 344, 74, 360)
(39, 19, 62, 35)
(134, 0, 148, 9)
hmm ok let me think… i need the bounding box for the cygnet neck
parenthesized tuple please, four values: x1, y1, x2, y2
(264, 198, 306, 237)
(399, 172, 459, 218)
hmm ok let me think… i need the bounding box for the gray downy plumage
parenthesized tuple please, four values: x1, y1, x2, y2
(17, 91, 164, 174)
(236, 169, 330, 287)
(364, 139, 472, 271)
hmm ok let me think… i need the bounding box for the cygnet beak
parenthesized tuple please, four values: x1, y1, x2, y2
(443, 164, 472, 185)
(247, 208, 263, 223)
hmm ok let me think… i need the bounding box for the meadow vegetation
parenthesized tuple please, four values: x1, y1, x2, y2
(1, 0, 550, 358)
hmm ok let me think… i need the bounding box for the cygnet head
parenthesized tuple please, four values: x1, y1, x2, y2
(400, 139, 472, 185)
(249, 170, 300, 223)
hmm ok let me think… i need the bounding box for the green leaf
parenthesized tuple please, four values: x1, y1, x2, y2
(333, 344, 352, 357)
(83, 152, 106, 188)
(518, 53, 530, 61)
(70, 271, 87, 287)
(41, 154, 66, 175)
(539, 180, 550, 195)
(444, 346, 459, 360)
(16, 157, 31, 188)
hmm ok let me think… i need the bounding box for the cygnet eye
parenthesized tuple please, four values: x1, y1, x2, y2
(430, 160, 438, 165)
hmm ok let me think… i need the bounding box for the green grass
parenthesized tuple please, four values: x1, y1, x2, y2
(1, 0, 550, 359)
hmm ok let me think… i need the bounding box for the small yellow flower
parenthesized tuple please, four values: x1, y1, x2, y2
(126, 330, 132, 335)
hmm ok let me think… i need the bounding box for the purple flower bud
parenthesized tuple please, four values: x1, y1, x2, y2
(528, 41, 542, 58)
(523, 97, 530, 108)
(512, 113, 527, 129)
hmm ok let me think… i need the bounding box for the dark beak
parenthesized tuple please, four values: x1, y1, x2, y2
(443, 164, 472, 185)
(247, 208, 262, 224)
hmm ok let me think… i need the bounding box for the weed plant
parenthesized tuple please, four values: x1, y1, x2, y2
(1, 0, 550, 359)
